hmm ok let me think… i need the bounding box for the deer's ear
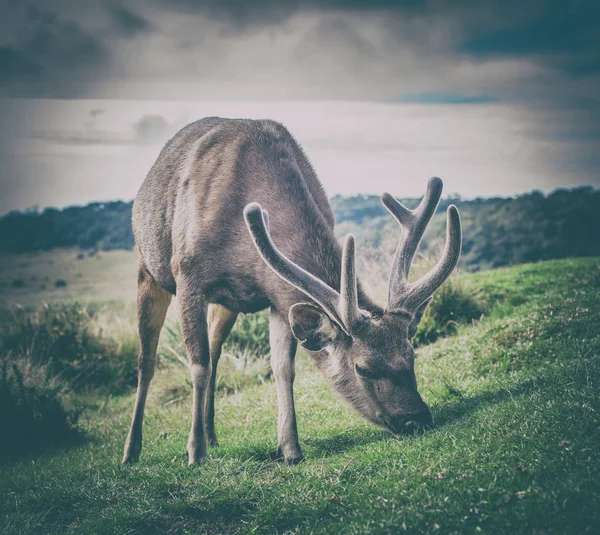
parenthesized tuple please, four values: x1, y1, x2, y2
(408, 297, 433, 339)
(289, 303, 339, 351)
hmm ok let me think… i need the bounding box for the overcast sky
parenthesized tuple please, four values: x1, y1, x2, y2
(0, 0, 598, 213)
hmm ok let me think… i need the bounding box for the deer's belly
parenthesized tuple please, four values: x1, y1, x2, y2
(203, 275, 270, 313)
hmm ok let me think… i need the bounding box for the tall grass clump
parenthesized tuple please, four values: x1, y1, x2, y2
(223, 310, 270, 357)
(0, 302, 139, 393)
(160, 310, 272, 396)
(413, 277, 485, 346)
(0, 356, 81, 461)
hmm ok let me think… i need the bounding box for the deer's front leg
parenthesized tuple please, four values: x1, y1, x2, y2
(269, 309, 302, 464)
(177, 283, 211, 465)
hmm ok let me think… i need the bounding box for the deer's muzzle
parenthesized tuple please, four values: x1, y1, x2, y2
(386, 408, 435, 436)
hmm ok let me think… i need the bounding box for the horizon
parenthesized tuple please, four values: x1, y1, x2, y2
(3, 180, 596, 219)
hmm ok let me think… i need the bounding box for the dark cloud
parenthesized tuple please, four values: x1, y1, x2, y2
(0, 0, 597, 101)
(458, 0, 600, 75)
(159, 0, 424, 28)
(150, 0, 599, 99)
(0, 46, 41, 83)
(0, 5, 107, 97)
(0, 0, 597, 146)
(106, 3, 153, 36)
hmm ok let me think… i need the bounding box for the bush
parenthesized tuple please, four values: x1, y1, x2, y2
(224, 311, 270, 357)
(0, 356, 81, 461)
(55, 279, 68, 288)
(0, 302, 138, 393)
(413, 278, 485, 347)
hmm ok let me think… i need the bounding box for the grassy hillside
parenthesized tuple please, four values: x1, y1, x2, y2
(1, 257, 598, 534)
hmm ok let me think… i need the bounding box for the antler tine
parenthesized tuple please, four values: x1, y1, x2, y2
(244, 202, 357, 335)
(400, 205, 462, 310)
(340, 235, 360, 329)
(382, 177, 443, 310)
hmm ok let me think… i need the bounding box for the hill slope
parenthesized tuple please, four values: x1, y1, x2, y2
(0, 257, 599, 534)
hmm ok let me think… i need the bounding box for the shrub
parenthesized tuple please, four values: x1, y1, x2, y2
(0, 356, 81, 461)
(55, 279, 68, 288)
(224, 311, 270, 357)
(0, 303, 138, 393)
(413, 277, 485, 347)
(11, 279, 25, 288)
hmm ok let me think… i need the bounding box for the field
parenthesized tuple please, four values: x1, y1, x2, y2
(0, 253, 599, 534)
(0, 249, 139, 308)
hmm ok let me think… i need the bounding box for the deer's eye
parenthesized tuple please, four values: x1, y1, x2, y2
(355, 364, 378, 380)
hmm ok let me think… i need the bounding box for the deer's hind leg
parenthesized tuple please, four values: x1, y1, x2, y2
(122, 264, 172, 464)
(174, 272, 216, 465)
(205, 305, 238, 447)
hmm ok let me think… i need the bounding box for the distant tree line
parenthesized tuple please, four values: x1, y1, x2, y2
(1, 187, 599, 271)
(335, 187, 600, 270)
(0, 201, 134, 253)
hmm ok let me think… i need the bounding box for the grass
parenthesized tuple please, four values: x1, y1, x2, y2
(0, 257, 598, 534)
(413, 276, 485, 347)
(0, 302, 139, 394)
(0, 249, 139, 308)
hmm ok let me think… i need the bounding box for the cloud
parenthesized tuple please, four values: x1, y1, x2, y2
(16, 108, 177, 146)
(0, 0, 597, 205)
(154, 0, 425, 29)
(458, 0, 600, 74)
(0, 0, 596, 107)
(106, 3, 153, 36)
(132, 114, 171, 141)
(0, 4, 107, 97)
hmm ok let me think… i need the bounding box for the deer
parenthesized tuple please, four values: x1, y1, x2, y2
(122, 117, 461, 466)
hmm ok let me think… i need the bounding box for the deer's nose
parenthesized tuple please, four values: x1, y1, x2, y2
(403, 420, 419, 434)
(400, 409, 435, 435)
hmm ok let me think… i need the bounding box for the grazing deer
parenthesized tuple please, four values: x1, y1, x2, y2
(122, 117, 461, 465)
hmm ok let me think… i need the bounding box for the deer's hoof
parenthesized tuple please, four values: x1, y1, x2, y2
(276, 444, 304, 465)
(122, 441, 141, 464)
(186, 446, 207, 465)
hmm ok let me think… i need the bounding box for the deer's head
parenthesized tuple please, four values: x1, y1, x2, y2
(244, 177, 461, 436)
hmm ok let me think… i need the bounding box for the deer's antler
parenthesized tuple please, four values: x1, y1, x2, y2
(244, 203, 360, 334)
(382, 177, 462, 312)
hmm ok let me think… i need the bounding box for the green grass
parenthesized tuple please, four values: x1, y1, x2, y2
(1, 257, 599, 534)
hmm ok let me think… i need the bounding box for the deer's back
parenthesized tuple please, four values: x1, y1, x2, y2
(133, 117, 337, 312)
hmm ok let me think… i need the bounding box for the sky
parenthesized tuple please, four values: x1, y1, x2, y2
(0, 0, 598, 214)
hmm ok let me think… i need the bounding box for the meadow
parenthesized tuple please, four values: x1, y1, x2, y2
(0, 246, 599, 534)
